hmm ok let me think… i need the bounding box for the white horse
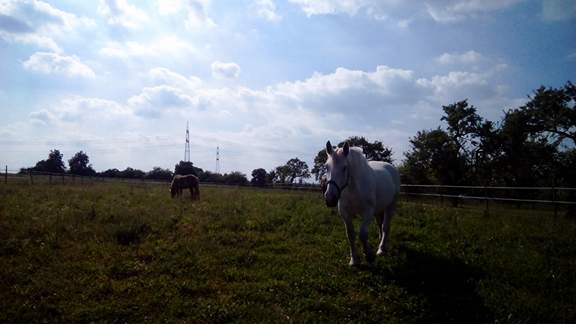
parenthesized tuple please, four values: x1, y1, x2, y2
(324, 141, 400, 266)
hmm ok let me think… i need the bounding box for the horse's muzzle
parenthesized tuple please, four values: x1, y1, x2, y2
(325, 197, 338, 208)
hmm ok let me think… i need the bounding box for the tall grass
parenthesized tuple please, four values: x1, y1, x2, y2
(0, 183, 574, 323)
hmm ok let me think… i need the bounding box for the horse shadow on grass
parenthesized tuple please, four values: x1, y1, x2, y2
(361, 247, 492, 323)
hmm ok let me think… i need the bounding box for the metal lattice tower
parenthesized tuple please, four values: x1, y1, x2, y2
(184, 121, 190, 162)
(215, 146, 220, 174)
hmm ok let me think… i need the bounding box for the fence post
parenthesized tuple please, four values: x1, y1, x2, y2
(49, 174, 52, 185)
(4, 165, 7, 184)
(484, 185, 490, 217)
(553, 186, 558, 217)
(62, 174, 65, 184)
(29, 171, 33, 184)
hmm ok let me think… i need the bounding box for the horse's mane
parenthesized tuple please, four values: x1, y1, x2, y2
(336, 146, 370, 172)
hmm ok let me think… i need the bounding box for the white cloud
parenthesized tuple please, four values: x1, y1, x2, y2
(23, 63, 516, 174)
(31, 96, 129, 125)
(288, 0, 374, 17)
(254, 0, 282, 22)
(0, 31, 61, 52)
(99, 36, 198, 60)
(127, 85, 197, 117)
(23, 52, 95, 78)
(0, 0, 94, 51)
(426, 0, 524, 22)
(542, 0, 576, 21)
(157, 0, 183, 15)
(289, 0, 525, 23)
(211, 61, 241, 79)
(148, 68, 203, 90)
(98, 0, 149, 29)
(435, 50, 484, 65)
(159, 0, 216, 29)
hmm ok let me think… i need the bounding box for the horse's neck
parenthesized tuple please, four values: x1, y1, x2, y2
(347, 150, 371, 189)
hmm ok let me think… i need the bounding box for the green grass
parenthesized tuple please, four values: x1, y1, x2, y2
(0, 183, 575, 323)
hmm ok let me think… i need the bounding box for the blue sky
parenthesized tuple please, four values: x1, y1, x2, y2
(1, 0, 575, 176)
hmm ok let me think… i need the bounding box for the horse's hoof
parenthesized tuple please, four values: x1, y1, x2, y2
(376, 249, 386, 257)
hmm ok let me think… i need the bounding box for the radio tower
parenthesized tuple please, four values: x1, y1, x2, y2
(184, 121, 190, 162)
(215, 146, 221, 174)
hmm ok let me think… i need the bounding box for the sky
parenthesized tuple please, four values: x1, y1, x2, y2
(0, 0, 575, 177)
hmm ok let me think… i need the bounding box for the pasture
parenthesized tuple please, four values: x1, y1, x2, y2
(0, 183, 574, 323)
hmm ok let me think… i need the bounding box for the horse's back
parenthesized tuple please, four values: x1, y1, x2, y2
(368, 161, 400, 210)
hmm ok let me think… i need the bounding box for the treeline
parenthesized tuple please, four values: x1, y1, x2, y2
(309, 82, 575, 189)
(20, 153, 253, 185)
(401, 82, 575, 188)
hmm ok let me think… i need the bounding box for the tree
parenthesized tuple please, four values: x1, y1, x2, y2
(68, 151, 96, 176)
(520, 82, 576, 146)
(146, 167, 173, 181)
(441, 100, 482, 157)
(251, 168, 268, 186)
(273, 165, 291, 184)
(174, 161, 203, 176)
(498, 109, 557, 187)
(223, 171, 248, 186)
(311, 136, 393, 180)
(285, 158, 310, 184)
(402, 128, 463, 185)
(99, 168, 120, 178)
(30, 149, 66, 173)
(118, 167, 145, 179)
(199, 171, 224, 183)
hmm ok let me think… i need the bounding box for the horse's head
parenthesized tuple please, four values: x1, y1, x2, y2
(324, 140, 350, 207)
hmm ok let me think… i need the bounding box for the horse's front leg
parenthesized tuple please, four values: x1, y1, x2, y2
(339, 207, 360, 266)
(360, 207, 376, 264)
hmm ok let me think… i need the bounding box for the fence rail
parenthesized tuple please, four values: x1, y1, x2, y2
(3, 168, 576, 215)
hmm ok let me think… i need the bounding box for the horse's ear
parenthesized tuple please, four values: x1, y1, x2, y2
(326, 141, 334, 155)
(343, 142, 350, 156)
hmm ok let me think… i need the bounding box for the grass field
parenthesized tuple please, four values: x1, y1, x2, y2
(1, 183, 575, 323)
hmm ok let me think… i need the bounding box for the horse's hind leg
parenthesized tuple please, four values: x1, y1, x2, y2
(377, 199, 396, 256)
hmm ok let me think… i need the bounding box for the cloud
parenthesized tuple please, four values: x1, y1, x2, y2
(99, 36, 198, 60)
(156, 0, 215, 29)
(211, 61, 241, 79)
(98, 0, 149, 29)
(31, 97, 129, 125)
(288, 0, 376, 17)
(148, 68, 203, 90)
(542, 0, 576, 21)
(289, 0, 525, 23)
(254, 0, 282, 22)
(425, 0, 524, 22)
(0, 0, 94, 51)
(23, 52, 96, 78)
(127, 85, 204, 117)
(435, 50, 484, 65)
(24, 63, 517, 174)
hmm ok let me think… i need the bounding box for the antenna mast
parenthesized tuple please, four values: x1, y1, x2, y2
(184, 121, 190, 162)
(215, 146, 220, 174)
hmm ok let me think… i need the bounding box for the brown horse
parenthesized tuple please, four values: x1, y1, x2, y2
(170, 174, 200, 200)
